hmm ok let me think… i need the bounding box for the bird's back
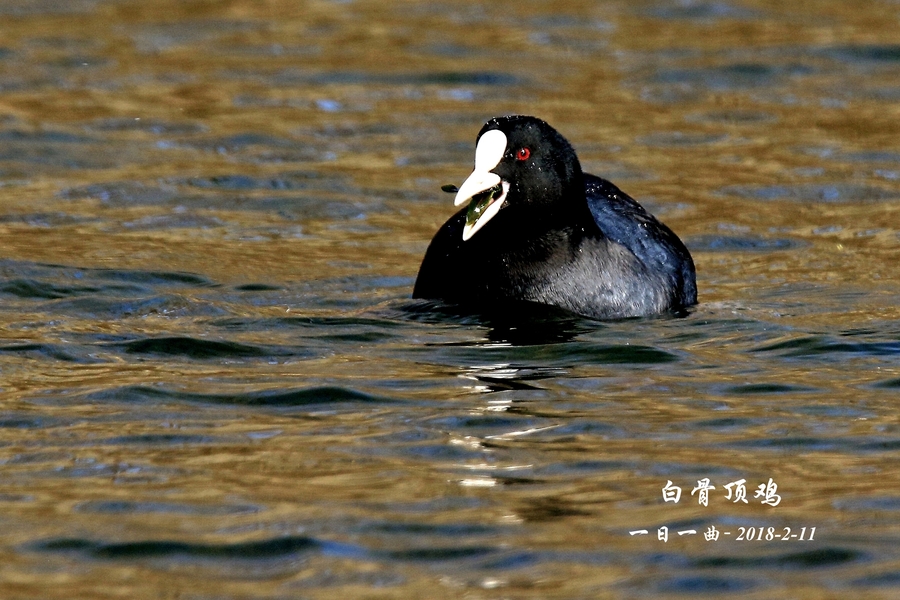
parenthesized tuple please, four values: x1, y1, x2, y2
(583, 174, 697, 309)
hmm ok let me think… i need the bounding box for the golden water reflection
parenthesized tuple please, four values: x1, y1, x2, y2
(0, 0, 899, 597)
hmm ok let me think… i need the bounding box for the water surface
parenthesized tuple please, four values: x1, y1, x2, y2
(1, 0, 899, 597)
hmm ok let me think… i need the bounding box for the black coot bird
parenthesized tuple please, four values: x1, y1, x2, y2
(413, 115, 697, 320)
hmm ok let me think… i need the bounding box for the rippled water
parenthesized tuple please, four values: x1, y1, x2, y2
(1, 0, 899, 597)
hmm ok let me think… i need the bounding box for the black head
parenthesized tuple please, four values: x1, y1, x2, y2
(453, 115, 586, 241)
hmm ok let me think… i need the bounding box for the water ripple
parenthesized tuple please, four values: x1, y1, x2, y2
(75, 500, 260, 516)
(753, 336, 900, 358)
(718, 183, 900, 202)
(694, 547, 864, 569)
(660, 575, 758, 594)
(687, 234, 805, 252)
(0, 342, 89, 362)
(114, 336, 294, 359)
(34, 536, 322, 560)
(822, 45, 900, 65)
(81, 385, 402, 408)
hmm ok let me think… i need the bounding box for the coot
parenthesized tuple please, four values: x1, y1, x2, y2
(413, 115, 697, 320)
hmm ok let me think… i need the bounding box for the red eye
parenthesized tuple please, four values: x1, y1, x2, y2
(516, 147, 531, 161)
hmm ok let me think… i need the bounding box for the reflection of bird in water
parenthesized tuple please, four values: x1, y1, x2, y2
(459, 362, 568, 395)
